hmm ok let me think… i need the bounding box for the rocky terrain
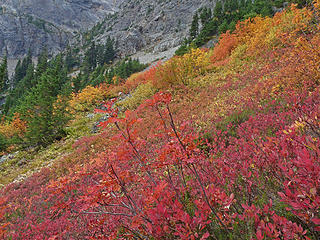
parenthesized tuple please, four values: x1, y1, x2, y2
(0, 0, 214, 59)
(90, 0, 215, 58)
(0, 0, 123, 57)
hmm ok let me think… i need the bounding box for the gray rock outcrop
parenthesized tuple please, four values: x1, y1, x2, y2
(0, 0, 214, 59)
(90, 0, 215, 57)
(0, 0, 124, 57)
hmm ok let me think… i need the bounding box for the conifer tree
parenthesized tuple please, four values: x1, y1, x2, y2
(200, 8, 212, 26)
(72, 72, 83, 93)
(104, 36, 116, 64)
(84, 42, 97, 72)
(25, 60, 69, 146)
(65, 47, 78, 71)
(36, 47, 48, 78)
(190, 13, 199, 39)
(213, 1, 224, 23)
(0, 56, 8, 91)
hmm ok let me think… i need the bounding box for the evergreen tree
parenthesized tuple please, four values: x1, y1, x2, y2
(218, 19, 229, 34)
(65, 47, 78, 71)
(200, 8, 212, 26)
(36, 47, 48, 78)
(96, 44, 106, 66)
(84, 42, 97, 72)
(213, 1, 224, 23)
(13, 60, 22, 85)
(0, 56, 8, 91)
(13, 50, 32, 86)
(24, 66, 69, 146)
(104, 37, 116, 64)
(190, 13, 199, 39)
(72, 72, 83, 93)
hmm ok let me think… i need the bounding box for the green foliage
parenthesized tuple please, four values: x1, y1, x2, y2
(106, 58, 148, 83)
(24, 68, 70, 146)
(13, 50, 32, 85)
(36, 48, 49, 78)
(5, 54, 71, 147)
(216, 109, 255, 138)
(190, 13, 199, 40)
(175, 39, 193, 56)
(0, 133, 8, 152)
(83, 37, 116, 73)
(4, 63, 35, 113)
(177, 0, 284, 52)
(65, 47, 79, 72)
(0, 56, 8, 92)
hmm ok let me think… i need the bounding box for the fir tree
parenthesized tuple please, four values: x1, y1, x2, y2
(104, 37, 116, 64)
(190, 13, 199, 39)
(84, 42, 97, 72)
(0, 56, 8, 91)
(36, 47, 48, 78)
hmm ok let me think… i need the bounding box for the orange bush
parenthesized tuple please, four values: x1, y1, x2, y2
(211, 31, 238, 62)
(0, 113, 27, 139)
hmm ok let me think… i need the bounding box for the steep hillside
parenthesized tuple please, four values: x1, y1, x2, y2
(0, 1, 319, 239)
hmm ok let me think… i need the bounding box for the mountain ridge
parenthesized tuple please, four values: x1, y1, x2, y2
(0, 0, 214, 59)
(0, 0, 123, 57)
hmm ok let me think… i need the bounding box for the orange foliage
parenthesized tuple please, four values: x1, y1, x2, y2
(0, 113, 27, 139)
(211, 31, 238, 62)
(120, 61, 161, 92)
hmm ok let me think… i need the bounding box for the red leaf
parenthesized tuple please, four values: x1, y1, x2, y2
(256, 229, 264, 240)
(200, 232, 210, 240)
(311, 218, 320, 225)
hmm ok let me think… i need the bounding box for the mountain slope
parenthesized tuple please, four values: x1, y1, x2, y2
(0, 2, 319, 239)
(0, 0, 123, 57)
(83, 0, 215, 57)
(0, 0, 215, 59)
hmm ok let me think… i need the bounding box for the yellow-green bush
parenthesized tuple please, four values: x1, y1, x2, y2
(116, 82, 157, 110)
(154, 48, 211, 88)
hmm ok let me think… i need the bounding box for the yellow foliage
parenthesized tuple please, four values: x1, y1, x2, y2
(234, 5, 313, 57)
(116, 82, 157, 110)
(315, 0, 320, 11)
(68, 85, 109, 113)
(154, 48, 211, 88)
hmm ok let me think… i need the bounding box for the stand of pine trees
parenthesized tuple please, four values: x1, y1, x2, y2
(0, 35, 147, 149)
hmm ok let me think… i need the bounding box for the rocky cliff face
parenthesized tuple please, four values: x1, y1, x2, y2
(90, 0, 214, 58)
(1, 0, 213, 59)
(0, 0, 123, 57)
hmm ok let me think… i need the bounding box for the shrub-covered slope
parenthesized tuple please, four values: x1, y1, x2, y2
(0, 2, 320, 239)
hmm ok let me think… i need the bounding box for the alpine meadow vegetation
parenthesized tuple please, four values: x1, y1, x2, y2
(0, 1, 320, 239)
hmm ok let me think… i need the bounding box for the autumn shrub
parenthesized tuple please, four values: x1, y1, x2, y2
(0, 113, 27, 139)
(110, 62, 161, 96)
(116, 82, 157, 110)
(154, 48, 211, 88)
(211, 31, 238, 63)
(68, 84, 110, 112)
(0, 113, 27, 151)
(2, 2, 320, 239)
